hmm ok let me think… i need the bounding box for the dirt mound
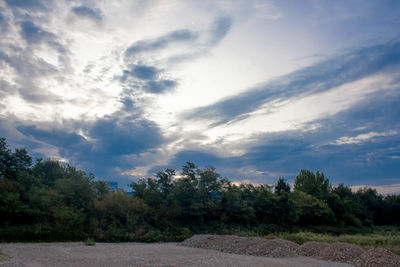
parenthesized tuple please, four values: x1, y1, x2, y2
(315, 242, 365, 265)
(180, 235, 300, 258)
(354, 248, 400, 267)
(296, 241, 331, 257)
(181, 235, 400, 266)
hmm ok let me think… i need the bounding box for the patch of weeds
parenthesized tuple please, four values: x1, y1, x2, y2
(84, 238, 96, 246)
(0, 249, 11, 262)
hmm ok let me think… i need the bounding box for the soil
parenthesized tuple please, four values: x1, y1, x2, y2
(1, 235, 399, 266)
(314, 242, 365, 265)
(179, 234, 300, 257)
(296, 241, 332, 257)
(0, 242, 350, 267)
(354, 248, 400, 267)
(180, 235, 400, 267)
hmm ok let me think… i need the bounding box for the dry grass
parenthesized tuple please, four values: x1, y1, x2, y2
(279, 231, 400, 255)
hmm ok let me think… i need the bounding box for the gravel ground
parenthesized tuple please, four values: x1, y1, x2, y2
(296, 242, 332, 257)
(315, 242, 365, 265)
(0, 242, 351, 267)
(180, 235, 300, 257)
(354, 248, 400, 267)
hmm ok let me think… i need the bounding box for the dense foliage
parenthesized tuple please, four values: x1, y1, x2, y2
(1, 137, 400, 242)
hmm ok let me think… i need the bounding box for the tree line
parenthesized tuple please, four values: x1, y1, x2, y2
(1, 137, 399, 242)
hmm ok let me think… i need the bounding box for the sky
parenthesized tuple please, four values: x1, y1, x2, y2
(1, 0, 400, 193)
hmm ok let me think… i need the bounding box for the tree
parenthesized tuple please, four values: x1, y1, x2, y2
(293, 169, 331, 200)
(0, 137, 11, 179)
(291, 191, 335, 225)
(181, 161, 197, 181)
(157, 168, 175, 197)
(274, 177, 291, 195)
(0, 139, 32, 180)
(197, 166, 221, 200)
(32, 160, 66, 186)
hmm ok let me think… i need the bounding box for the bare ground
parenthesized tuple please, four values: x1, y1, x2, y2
(0, 242, 351, 267)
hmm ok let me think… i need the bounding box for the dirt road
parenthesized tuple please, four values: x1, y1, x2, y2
(0, 242, 352, 267)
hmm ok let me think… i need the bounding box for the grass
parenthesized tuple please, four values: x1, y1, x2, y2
(84, 238, 96, 246)
(278, 229, 400, 255)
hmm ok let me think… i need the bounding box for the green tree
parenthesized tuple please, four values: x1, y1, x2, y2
(181, 161, 197, 181)
(291, 191, 335, 225)
(293, 169, 331, 200)
(157, 168, 175, 197)
(274, 177, 291, 195)
(197, 166, 221, 201)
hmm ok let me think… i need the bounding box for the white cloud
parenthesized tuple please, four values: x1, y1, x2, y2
(333, 130, 398, 145)
(351, 184, 400, 195)
(201, 73, 397, 144)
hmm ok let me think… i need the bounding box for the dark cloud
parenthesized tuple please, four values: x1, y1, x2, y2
(144, 79, 177, 94)
(183, 39, 400, 126)
(89, 116, 164, 156)
(120, 64, 177, 94)
(0, 12, 9, 32)
(4, 0, 47, 11)
(16, 20, 69, 66)
(19, 20, 57, 45)
(121, 64, 159, 81)
(209, 16, 233, 45)
(16, 125, 89, 150)
(71, 5, 103, 23)
(8, 108, 166, 184)
(124, 29, 197, 60)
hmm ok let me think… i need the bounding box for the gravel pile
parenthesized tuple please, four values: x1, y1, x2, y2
(181, 235, 400, 266)
(354, 248, 400, 267)
(180, 234, 299, 257)
(296, 242, 331, 257)
(315, 242, 365, 265)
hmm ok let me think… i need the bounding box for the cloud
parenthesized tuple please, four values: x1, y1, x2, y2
(351, 184, 400, 195)
(71, 5, 103, 23)
(19, 20, 57, 44)
(0, 48, 61, 103)
(182, 39, 400, 126)
(332, 130, 398, 145)
(122, 64, 159, 80)
(120, 64, 177, 94)
(4, 0, 47, 11)
(155, 81, 400, 186)
(89, 115, 164, 156)
(16, 124, 89, 151)
(144, 79, 177, 94)
(9, 108, 166, 183)
(0, 79, 14, 98)
(120, 16, 234, 96)
(0, 12, 8, 32)
(209, 16, 233, 45)
(18, 20, 67, 55)
(124, 29, 198, 60)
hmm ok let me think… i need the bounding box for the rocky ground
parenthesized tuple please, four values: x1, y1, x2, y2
(0, 242, 349, 267)
(181, 235, 400, 267)
(0, 235, 399, 266)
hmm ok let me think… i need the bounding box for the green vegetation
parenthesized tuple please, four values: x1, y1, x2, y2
(0, 249, 11, 262)
(1, 137, 400, 246)
(84, 238, 96, 246)
(279, 228, 400, 255)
